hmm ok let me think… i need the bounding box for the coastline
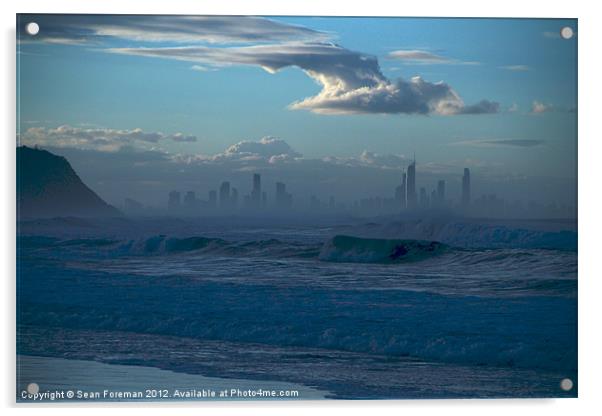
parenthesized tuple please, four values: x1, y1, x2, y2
(17, 355, 328, 402)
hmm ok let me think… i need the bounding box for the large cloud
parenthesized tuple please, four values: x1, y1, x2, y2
(23, 15, 499, 117)
(20, 125, 197, 152)
(20, 15, 327, 45)
(110, 43, 499, 116)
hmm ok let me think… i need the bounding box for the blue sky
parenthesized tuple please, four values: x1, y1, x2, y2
(16, 15, 577, 207)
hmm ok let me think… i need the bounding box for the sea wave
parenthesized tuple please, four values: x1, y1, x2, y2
(18, 277, 577, 373)
(319, 235, 447, 263)
(349, 220, 577, 251)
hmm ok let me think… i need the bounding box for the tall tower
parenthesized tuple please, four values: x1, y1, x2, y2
(437, 180, 445, 206)
(219, 181, 231, 208)
(208, 190, 217, 209)
(251, 173, 261, 207)
(168, 191, 181, 213)
(462, 168, 471, 207)
(407, 158, 417, 209)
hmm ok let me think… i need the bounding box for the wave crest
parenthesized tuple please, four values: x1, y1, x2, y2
(319, 235, 447, 263)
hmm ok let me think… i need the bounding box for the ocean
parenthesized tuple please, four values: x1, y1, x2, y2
(16, 217, 578, 400)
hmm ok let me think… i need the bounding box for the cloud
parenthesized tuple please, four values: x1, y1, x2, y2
(388, 50, 479, 65)
(20, 15, 328, 45)
(500, 65, 531, 72)
(20, 125, 197, 151)
(529, 101, 576, 115)
(452, 139, 544, 148)
(530, 100, 553, 114)
(173, 136, 302, 165)
(190, 65, 216, 72)
(457, 100, 500, 115)
(170, 133, 198, 142)
(110, 43, 498, 116)
(219, 136, 302, 160)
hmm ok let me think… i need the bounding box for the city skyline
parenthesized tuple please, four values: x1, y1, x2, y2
(142, 161, 574, 219)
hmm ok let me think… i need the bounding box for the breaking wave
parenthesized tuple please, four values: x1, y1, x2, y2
(319, 235, 447, 263)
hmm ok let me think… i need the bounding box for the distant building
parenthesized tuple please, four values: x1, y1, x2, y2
(462, 168, 471, 207)
(168, 191, 181, 213)
(184, 191, 197, 212)
(275, 182, 293, 210)
(394, 171, 407, 210)
(437, 180, 445, 207)
(407, 159, 417, 209)
(251, 173, 261, 207)
(219, 181, 231, 208)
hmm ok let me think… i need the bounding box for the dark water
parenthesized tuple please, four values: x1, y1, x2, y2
(16, 220, 578, 399)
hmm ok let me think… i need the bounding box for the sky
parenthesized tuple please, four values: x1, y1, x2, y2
(16, 15, 577, 209)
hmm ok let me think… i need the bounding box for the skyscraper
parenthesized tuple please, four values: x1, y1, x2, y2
(184, 191, 197, 212)
(251, 173, 261, 206)
(462, 168, 471, 207)
(437, 180, 445, 206)
(394, 171, 406, 210)
(275, 182, 293, 210)
(219, 181, 231, 208)
(407, 159, 417, 209)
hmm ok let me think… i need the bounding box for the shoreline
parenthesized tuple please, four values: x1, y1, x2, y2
(17, 355, 329, 402)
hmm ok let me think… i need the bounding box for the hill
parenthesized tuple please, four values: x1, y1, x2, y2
(17, 146, 121, 218)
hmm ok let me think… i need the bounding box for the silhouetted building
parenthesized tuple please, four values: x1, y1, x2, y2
(462, 168, 471, 207)
(231, 187, 238, 208)
(251, 173, 261, 207)
(437, 180, 445, 207)
(262, 191, 267, 208)
(407, 159, 417, 209)
(219, 181, 231, 208)
(184, 191, 197, 212)
(168, 191, 181, 213)
(275, 182, 293, 210)
(394, 171, 407, 210)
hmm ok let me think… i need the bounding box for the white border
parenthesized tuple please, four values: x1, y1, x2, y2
(3, 1, 601, 415)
